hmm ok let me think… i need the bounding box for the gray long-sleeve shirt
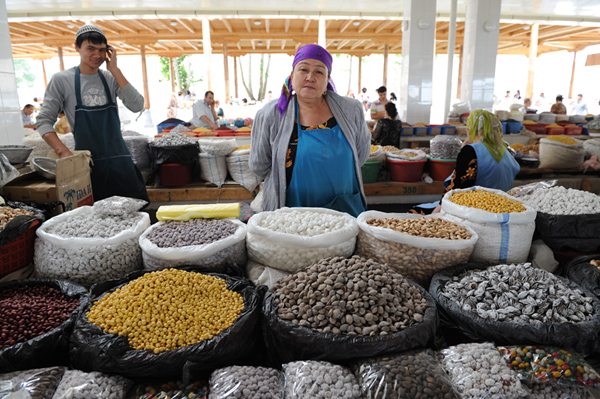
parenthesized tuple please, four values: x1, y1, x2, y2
(36, 67, 144, 137)
(249, 91, 371, 212)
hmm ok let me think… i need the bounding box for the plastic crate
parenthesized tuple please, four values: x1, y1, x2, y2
(156, 122, 184, 134)
(414, 127, 428, 136)
(401, 127, 414, 136)
(442, 126, 457, 135)
(428, 126, 442, 135)
(234, 120, 245, 127)
(505, 122, 523, 134)
(525, 124, 547, 134)
(564, 126, 583, 135)
(546, 126, 565, 135)
(0, 219, 41, 278)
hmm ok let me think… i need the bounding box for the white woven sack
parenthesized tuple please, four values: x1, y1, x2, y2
(357, 211, 478, 251)
(246, 260, 291, 289)
(367, 146, 384, 162)
(439, 186, 536, 264)
(246, 207, 358, 272)
(199, 152, 228, 187)
(139, 219, 247, 271)
(226, 153, 262, 192)
(34, 206, 150, 287)
(198, 138, 237, 156)
(538, 138, 584, 169)
(583, 138, 600, 158)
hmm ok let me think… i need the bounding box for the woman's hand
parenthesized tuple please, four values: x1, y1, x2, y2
(432, 204, 442, 214)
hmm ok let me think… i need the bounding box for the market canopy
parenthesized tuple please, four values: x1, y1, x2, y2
(9, 17, 600, 60)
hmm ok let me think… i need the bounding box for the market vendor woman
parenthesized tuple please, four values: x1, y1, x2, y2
(433, 110, 519, 213)
(36, 25, 149, 202)
(249, 44, 370, 217)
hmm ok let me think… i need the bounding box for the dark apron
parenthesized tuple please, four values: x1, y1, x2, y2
(285, 102, 366, 217)
(73, 67, 149, 202)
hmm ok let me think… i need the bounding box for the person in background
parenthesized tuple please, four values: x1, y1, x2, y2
(550, 95, 567, 114)
(359, 87, 369, 103)
(215, 99, 224, 118)
(514, 90, 522, 100)
(535, 93, 546, 106)
(53, 110, 71, 134)
(370, 86, 389, 121)
(346, 89, 355, 98)
(189, 91, 218, 129)
(250, 43, 370, 217)
(433, 110, 520, 213)
(390, 92, 397, 102)
(21, 104, 36, 129)
(36, 24, 148, 202)
(571, 94, 588, 116)
(167, 92, 178, 119)
(362, 100, 371, 120)
(267, 91, 273, 102)
(372, 102, 403, 147)
(523, 98, 536, 114)
(505, 91, 511, 99)
(185, 90, 191, 101)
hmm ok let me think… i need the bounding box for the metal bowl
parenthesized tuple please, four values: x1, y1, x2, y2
(32, 156, 57, 180)
(0, 145, 34, 165)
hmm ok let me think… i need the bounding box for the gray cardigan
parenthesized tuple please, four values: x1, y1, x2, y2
(249, 91, 371, 212)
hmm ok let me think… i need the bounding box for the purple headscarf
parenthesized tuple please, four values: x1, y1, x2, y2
(276, 44, 337, 116)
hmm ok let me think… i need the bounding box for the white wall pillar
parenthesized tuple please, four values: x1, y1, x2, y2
(0, 0, 22, 145)
(399, 0, 436, 124)
(460, 0, 501, 112)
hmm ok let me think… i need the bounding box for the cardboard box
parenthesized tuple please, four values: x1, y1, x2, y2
(1, 151, 93, 211)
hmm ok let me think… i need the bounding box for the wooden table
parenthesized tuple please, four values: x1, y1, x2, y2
(147, 181, 446, 204)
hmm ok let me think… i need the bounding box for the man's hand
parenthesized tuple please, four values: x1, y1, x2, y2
(105, 45, 118, 72)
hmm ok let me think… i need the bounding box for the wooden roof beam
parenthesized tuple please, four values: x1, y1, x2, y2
(170, 41, 185, 51)
(244, 19, 252, 33)
(158, 19, 178, 34)
(284, 19, 290, 33)
(340, 20, 353, 33)
(11, 24, 48, 37)
(375, 20, 395, 33)
(281, 39, 286, 50)
(392, 24, 403, 34)
(250, 40, 255, 50)
(303, 19, 311, 33)
(351, 39, 367, 50)
(538, 26, 591, 40)
(177, 19, 196, 34)
(500, 24, 529, 35)
(111, 20, 138, 34)
(39, 21, 76, 35)
(265, 19, 270, 33)
(92, 21, 119, 35)
(337, 39, 351, 49)
(221, 19, 233, 33)
(358, 21, 375, 33)
(186, 40, 199, 50)
(132, 19, 158, 35)
(266, 39, 271, 50)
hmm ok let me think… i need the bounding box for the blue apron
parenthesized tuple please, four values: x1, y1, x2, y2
(286, 102, 366, 217)
(73, 67, 149, 202)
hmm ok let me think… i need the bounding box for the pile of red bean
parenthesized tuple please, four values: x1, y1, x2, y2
(0, 285, 79, 348)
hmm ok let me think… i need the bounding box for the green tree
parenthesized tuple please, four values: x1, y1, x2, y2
(156, 55, 200, 94)
(239, 54, 271, 101)
(14, 59, 36, 88)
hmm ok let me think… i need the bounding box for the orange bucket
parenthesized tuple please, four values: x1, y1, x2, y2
(429, 158, 456, 181)
(387, 159, 426, 182)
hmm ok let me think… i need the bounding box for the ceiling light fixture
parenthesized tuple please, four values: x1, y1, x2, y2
(170, 21, 178, 26)
(353, 21, 361, 26)
(254, 20, 262, 25)
(67, 24, 75, 29)
(257, 41, 263, 45)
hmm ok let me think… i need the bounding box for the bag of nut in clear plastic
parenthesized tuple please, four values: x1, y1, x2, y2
(0, 367, 65, 399)
(208, 365, 283, 399)
(52, 369, 132, 399)
(283, 360, 361, 399)
(351, 349, 460, 399)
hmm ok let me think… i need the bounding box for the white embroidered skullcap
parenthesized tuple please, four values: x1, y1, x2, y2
(76, 25, 106, 39)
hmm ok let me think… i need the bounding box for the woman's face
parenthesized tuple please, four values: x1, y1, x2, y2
(292, 59, 330, 101)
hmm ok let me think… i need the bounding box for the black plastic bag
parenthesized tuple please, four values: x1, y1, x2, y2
(535, 212, 600, 252)
(147, 142, 200, 185)
(261, 280, 437, 364)
(562, 255, 600, 299)
(374, 119, 403, 148)
(0, 279, 89, 373)
(429, 262, 600, 356)
(0, 201, 46, 248)
(69, 267, 262, 380)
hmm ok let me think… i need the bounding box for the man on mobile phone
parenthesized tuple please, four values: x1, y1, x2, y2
(36, 25, 149, 202)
